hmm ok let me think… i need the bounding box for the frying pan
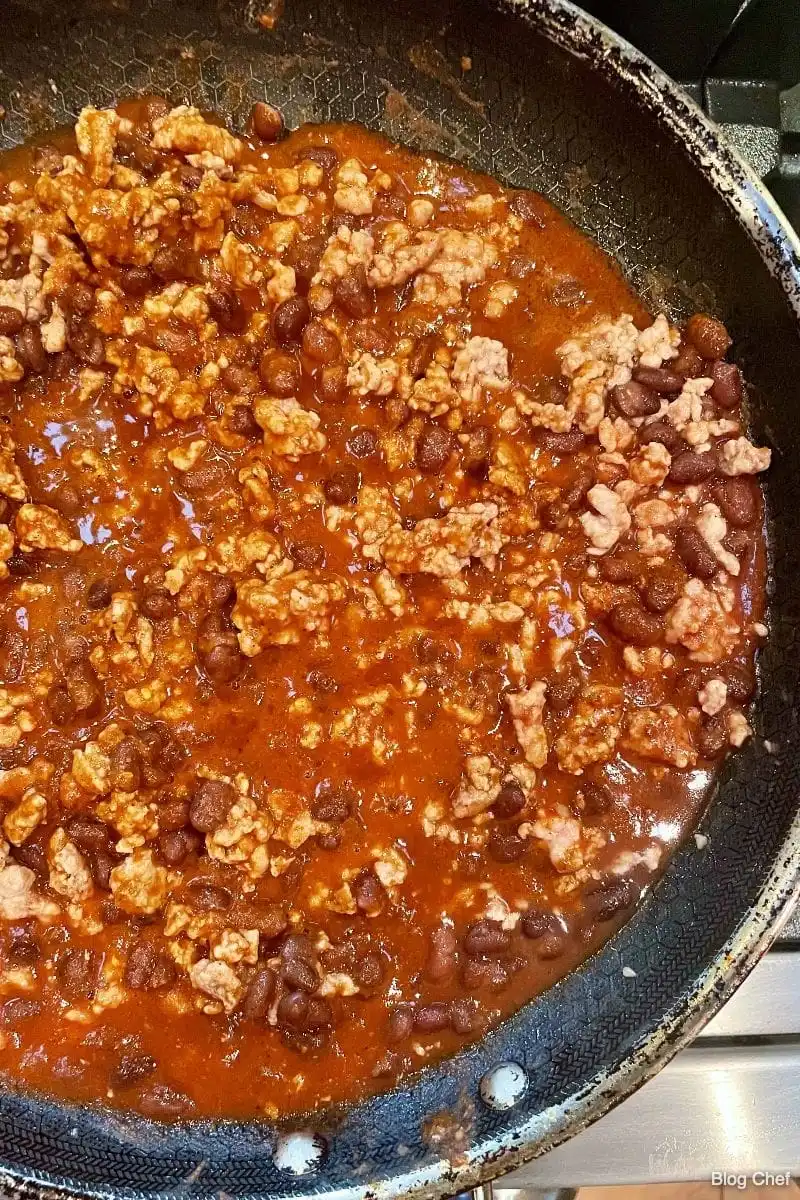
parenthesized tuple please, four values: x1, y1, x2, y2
(0, 0, 798, 1196)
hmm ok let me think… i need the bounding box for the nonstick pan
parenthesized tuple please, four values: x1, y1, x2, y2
(0, 1, 798, 1197)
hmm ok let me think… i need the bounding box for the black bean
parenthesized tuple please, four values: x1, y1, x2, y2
(488, 827, 527, 862)
(6, 922, 40, 964)
(463, 919, 510, 957)
(546, 669, 581, 711)
(698, 713, 728, 757)
(111, 1054, 158, 1088)
(686, 313, 731, 360)
(250, 101, 284, 142)
(643, 564, 686, 613)
(520, 908, 557, 940)
(57, 948, 98, 1000)
(207, 285, 247, 333)
(281, 957, 318, 993)
(675, 525, 718, 579)
(347, 427, 379, 459)
(610, 380, 660, 418)
(152, 245, 195, 282)
(417, 425, 453, 474)
(259, 350, 300, 397)
(710, 360, 742, 410)
(333, 266, 375, 318)
(299, 145, 339, 174)
(16, 325, 47, 374)
(540, 428, 585, 454)
(632, 366, 684, 394)
(491, 780, 526, 819)
(291, 540, 325, 569)
(354, 951, 384, 989)
(86, 578, 112, 609)
(118, 266, 153, 296)
(414, 1002, 450, 1032)
(388, 1005, 414, 1042)
(463, 426, 491, 476)
(668, 450, 717, 485)
(608, 603, 665, 645)
(227, 403, 261, 439)
(426, 926, 457, 981)
(713, 478, 756, 527)
(140, 588, 174, 621)
(509, 191, 546, 226)
(277, 990, 309, 1028)
(186, 880, 232, 911)
(450, 997, 479, 1034)
(189, 779, 235, 833)
(353, 869, 382, 915)
(323, 466, 360, 505)
(241, 968, 276, 1021)
(638, 420, 686, 455)
(274, 296, 311, 345)
(0, 306, 24, 336)
(584, 876, 638, 922)
(311, 784, 352, 823)
(0, 997, 41, 1024)
(302, 319, 340, 362)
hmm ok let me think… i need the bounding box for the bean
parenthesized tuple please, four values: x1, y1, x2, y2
(299, 145, 339, 174)
(416, 634, 451, 664)
(598, 550, 641, 583)
(157, 797, 189, 833)
(64, 816, 110, 856)
(698, 713, 728, 757)
(140, 1084, 193, 1118)
(311, 784, 352, 823)
(274, 296, 311, 345)
(323, 466, 360, 505)
(509, 191, 546, 226)
(155, 829, 188, 866)
(7, 922, 40, 964)
(450, 997, 479, 1034)
(140, 588, 173, 621)
(282, 956, 318, 993)
(65, 660, 101, 714)
(290, 540, 325, 570)
(347, 427, 379, 459)
(710, 360, 742, 410)
(222, 364, 260, 394)
(152, 245, 195, 282)
(186, 880, 232, 912)
(200, 627, 243, 684)
(643, 563, 686, 613)
(0, 997, 41, 1024)
(207, 285, 247, 333)
(407, 335, 434, 380)
(584, 876, 638, 922)
(638, 420, 686, 455)
(48, 685, 74, 725)
(672, 344, 704, 378)
(86, 578, 112, 609)
(353, 869, 382, 915)
(109, 738, 142, 791)
(0, 306, 23, 336)
(16, 325, 47, 374)
(540, 428, 585, 454)
(354, 951, 384, 989)
(463, 426, 491, 476)
(333, 266, 375, 318)
(720, 660, 755, 702)
(302, 319, 340, 362)
(632, 366, 684, 393)
(582, 779, 613, 815)
(463, 919, 510, 957)
(713, 478, 756, 527)
(277, 990, 309, 1028)
(57, 948, 98, 1000)
(608, 603, 665, 646)
(228, 403, 261, 439)
(491, 780, 526, 819)
(112, 1054, 157, 1088)
(317, 361, 347, 402)
(305, 997, 333, 1029)
(546, 668, 580, 711)
(388, 1005, 414, 1042)
(241, 968, 276, 1021)
(230, 901, 287, 940)
(426, 926, 457, 981)
(674, 525, 717, 579)
(668, 449, 717, 485)
(118, 266, 153, 296)
(250, 101, 284, 142)
(520, 908, 557, 940)
(189, 779, 235, 833)
(540, 499, 568, 530)
(259, 349, 300, 396)
(686, 313, 731, 360)
(417, 424, 453, 474)
(64, 283, 94, 316)
(286, 233, 327, 290)
(414, 1002, 450, 1033)
(536, 934, 565, 960)
(462, 957, 508, 990)
(610, 380, 659, 418)
(488, 827, 527, 862)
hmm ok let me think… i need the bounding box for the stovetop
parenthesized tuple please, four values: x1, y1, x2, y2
(499, 2, 800, 1186)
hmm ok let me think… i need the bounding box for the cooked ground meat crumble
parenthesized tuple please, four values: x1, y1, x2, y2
(0, 98, 768, 1120)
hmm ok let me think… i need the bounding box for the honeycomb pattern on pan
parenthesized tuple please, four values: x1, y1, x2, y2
(0, 0, 797, 1197)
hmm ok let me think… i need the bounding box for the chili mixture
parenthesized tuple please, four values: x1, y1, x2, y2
(0, 98, 769, 1120)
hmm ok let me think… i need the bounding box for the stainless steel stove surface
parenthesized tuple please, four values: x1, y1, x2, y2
(501, 1, 800, 1186)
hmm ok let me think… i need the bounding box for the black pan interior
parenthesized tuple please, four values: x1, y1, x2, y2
(0, 1, 797, 1197)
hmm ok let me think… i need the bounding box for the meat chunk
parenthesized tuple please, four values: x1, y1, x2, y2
(233, 573, 345, 656)
(665, 579, 740, 663)
(452, 755, 502, 819)
(554, 686, 624, 774)
(451, 336, 510, 407)
(0, 863, 59, 921)
(622, 706, 696, 768)
(15, 504, 82, 553)
(580, 485, 631, 555)
(151, 105, 242, 166)
(109, 849, 168, 915)
(507, 682, 548, 767)
(189, 958, 243, 1012)
(253, 396, 327, 459)
(380, 502, 506, 578)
